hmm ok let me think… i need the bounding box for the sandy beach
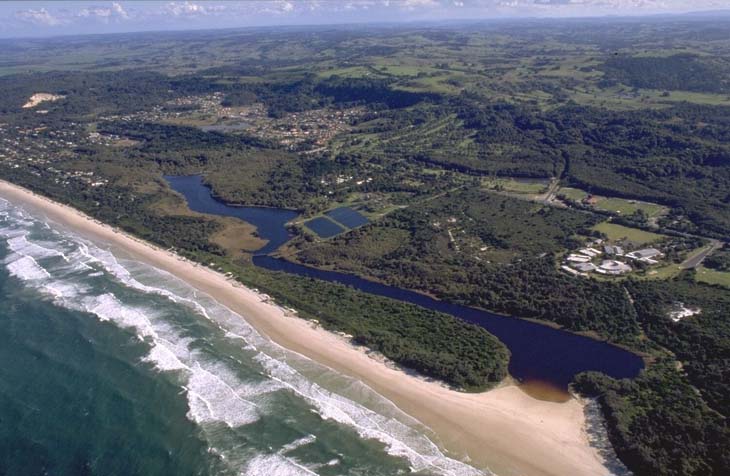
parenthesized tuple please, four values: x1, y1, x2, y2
(0, 180, 616, 476)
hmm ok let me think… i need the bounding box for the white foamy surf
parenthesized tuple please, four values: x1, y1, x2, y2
(0, 197, 487, 476)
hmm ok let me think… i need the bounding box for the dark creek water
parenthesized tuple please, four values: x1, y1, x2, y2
(165, 175, 298, 254)
(166, 175, 644, 391)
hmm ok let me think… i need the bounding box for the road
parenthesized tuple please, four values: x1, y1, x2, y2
(680, 239, 723, 269)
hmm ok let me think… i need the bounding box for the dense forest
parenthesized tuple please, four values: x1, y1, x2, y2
(575, 362, 730, 476)
(1, 17, 729, 476)
(293, 187, 646, 346)
(600, 54, 730, 93)
(574, 274, 730, 476)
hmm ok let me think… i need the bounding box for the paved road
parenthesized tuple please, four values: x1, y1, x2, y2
(680, 239, 723, 269)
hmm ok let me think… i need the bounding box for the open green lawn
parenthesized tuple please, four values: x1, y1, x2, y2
(640, 264, 684, 280)
(482, 177, 549, 194)
(317, 66, 380, 79)
(695, 266, 730, 288)
(595, 197, 667, 217)
(559, 187, 666, 217)
(592, 221, 664, 245)
(557, 187, 589, 201)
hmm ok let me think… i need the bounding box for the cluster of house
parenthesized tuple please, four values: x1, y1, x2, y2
(0, 122, 115, 189)
(270, 107, 363, 150)
(107, 93, 363, 153)
(562, 241, 664, 277)
(0, 124, 79, 167)
(106, 93, 227, 124)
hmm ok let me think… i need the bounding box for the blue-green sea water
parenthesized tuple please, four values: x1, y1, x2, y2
(0, 197, 485, 476)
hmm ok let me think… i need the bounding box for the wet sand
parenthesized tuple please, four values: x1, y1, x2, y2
(0, 180, 617, 476)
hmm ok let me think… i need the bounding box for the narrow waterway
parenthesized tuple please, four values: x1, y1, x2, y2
(166, 175, 644, 392)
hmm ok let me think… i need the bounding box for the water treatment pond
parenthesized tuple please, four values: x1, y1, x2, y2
(166, 175, 644, 392)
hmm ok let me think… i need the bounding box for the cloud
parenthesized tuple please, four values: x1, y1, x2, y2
(255, 1, 300, 15)
(15, 8, 63, 26)
(401, 0, 440, 9)
(78, 2, 129, 22)
(164, 2, 213, 17)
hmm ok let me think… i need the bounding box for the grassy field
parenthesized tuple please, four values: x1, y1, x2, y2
(482, 177, 549, 194)
(558, 187, 666, 216)
(695, 266, 730, 288)
(595, 197, 667, 217)
(640, 264, 684, 280)
(592, 221, 663, 245)
(558, 187, 589, 201)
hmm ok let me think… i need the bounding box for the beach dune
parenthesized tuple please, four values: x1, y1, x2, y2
(0, 180, 616, 476)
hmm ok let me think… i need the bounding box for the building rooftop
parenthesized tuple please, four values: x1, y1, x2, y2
(627, 248, 663, 260)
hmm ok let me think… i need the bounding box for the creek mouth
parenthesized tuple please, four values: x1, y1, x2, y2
(166, 175, 644, 393)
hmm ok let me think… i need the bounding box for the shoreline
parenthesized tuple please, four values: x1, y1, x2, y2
(273, 250, 649, 365)
(0, 180, 616, 476)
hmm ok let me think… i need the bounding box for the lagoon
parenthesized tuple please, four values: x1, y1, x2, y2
(165, 175, 644, 392)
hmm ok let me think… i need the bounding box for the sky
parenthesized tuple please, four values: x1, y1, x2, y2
(0, 1, 728, 38)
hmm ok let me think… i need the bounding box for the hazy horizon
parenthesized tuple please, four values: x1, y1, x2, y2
(1, 1, 729, 39)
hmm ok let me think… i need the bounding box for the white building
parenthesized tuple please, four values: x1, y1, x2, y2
(626, 248, 663, 260)
(567, 254, 591, 263)
(598, 260, 632, 275)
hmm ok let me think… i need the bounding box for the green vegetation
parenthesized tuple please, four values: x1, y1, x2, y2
(292, 188, 646, 346)
(482, 177, 549, 195)
(1, 18, 730, 475)
(575, 276, 730, 476)
(695, 266, 730, 288)
(575, 362, 730, 476)
(0, 165, 508, 391)
(592, 222, 663, 246)
(557, 187, 589, 201)
(595, 197, 665, 217)
(703, 245, 730, 272)
(241, 269, 510, 390)
(559, 187, 667, 218)
(600, 54, 730, 93)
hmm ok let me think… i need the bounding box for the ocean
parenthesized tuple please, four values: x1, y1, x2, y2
(0, 197, 484, 476)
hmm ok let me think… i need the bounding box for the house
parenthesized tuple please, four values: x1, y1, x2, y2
(579, 248, 598, 257)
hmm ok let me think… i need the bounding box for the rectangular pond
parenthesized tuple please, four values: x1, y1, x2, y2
(304, 216, 346, 238)
(326, 207, 369, 229)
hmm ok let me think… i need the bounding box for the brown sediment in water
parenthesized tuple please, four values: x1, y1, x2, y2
(0, 179, 618, 476)
(519, 380, 572, 403)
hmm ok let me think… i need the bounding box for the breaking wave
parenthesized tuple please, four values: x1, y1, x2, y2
(0, 198, 486, 476)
